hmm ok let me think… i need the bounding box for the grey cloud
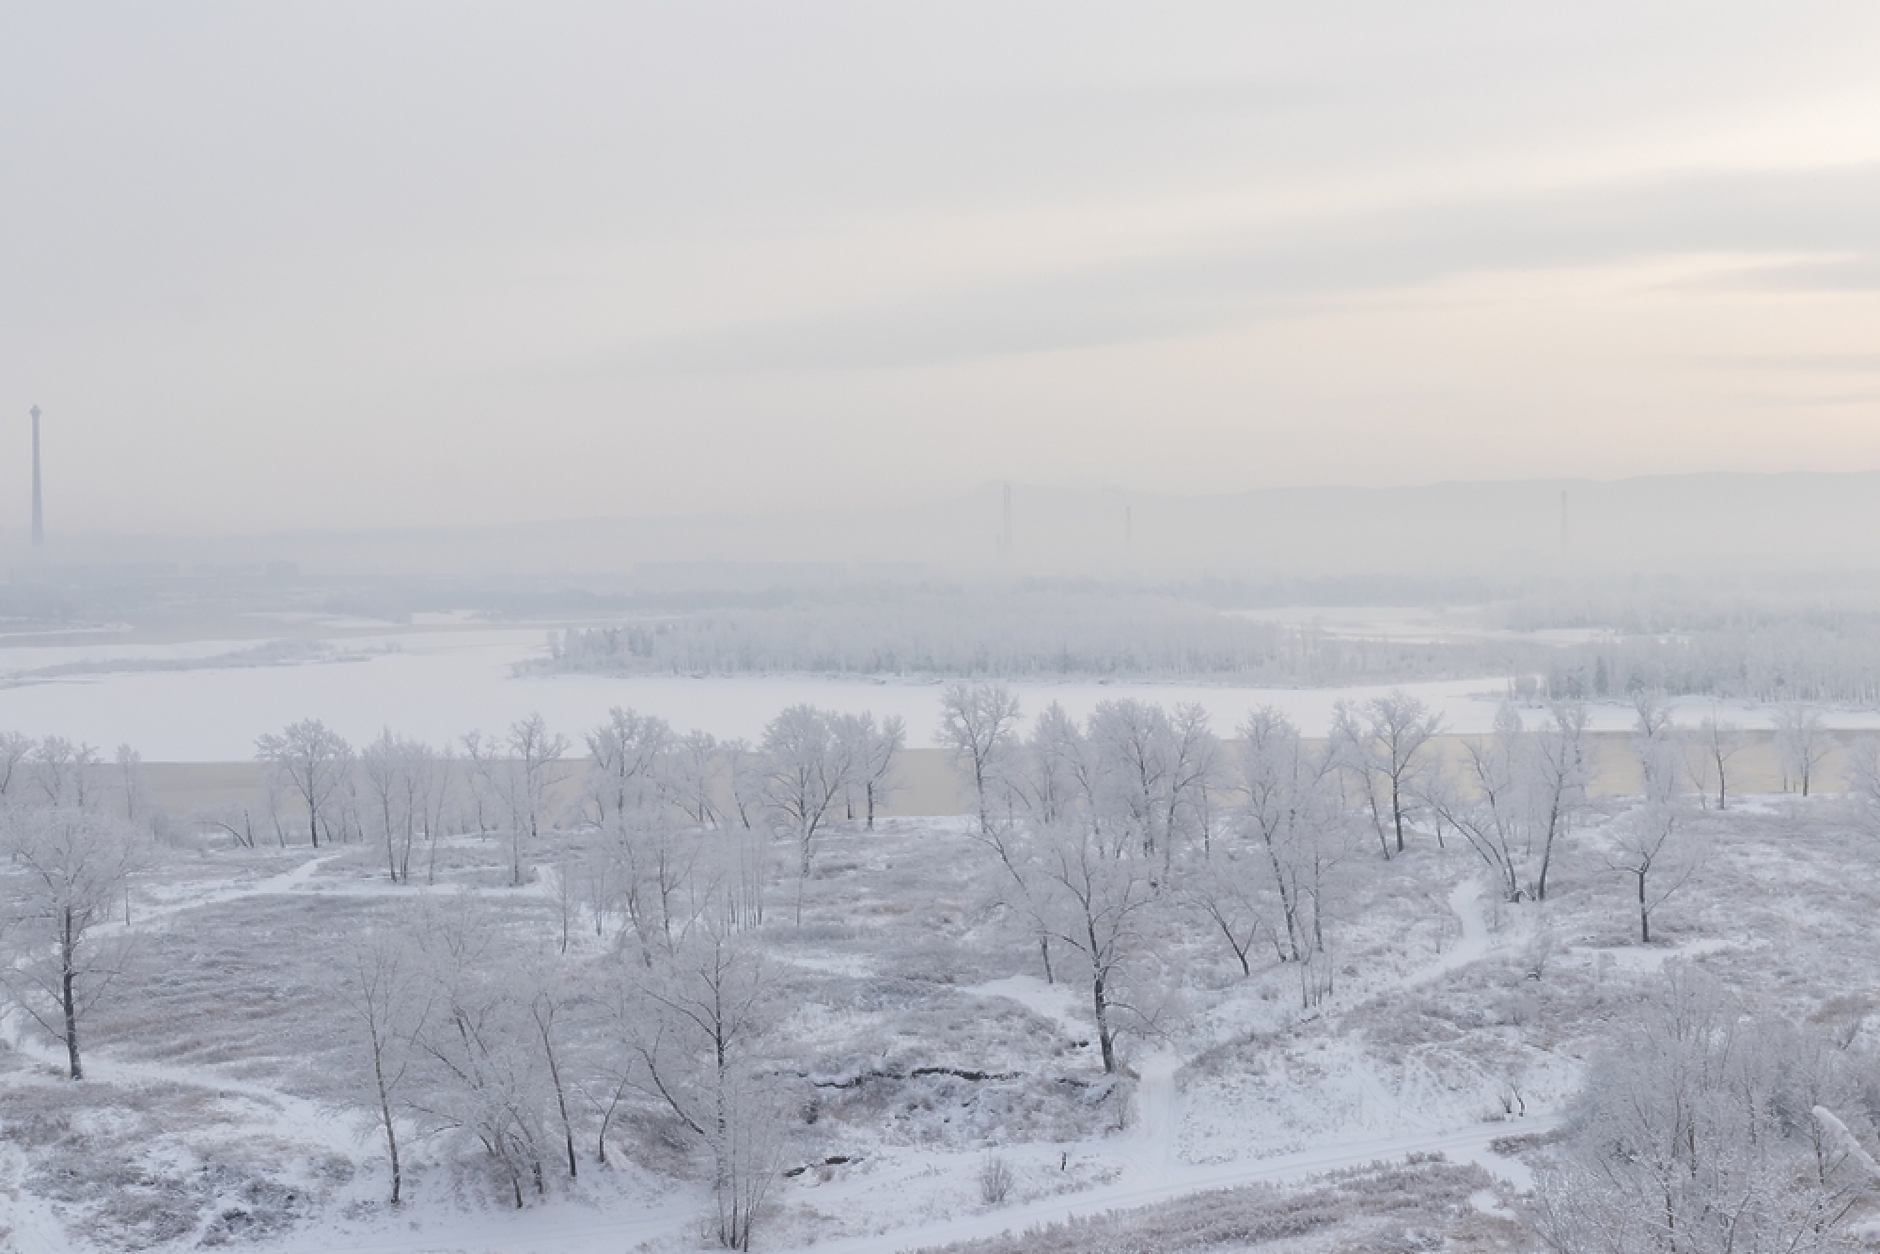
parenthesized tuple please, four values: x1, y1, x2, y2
(588, 163, 1880, 376)
(1688, 255, 1880, 292)
(1739, 390, 1880, 408)
(1673, 353, 1880, 373)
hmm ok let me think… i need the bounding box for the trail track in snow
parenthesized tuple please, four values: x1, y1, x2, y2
(129, 851, 344, 928)
(1409, 876, 1491, 988)
(797, 869, 1538, 1254)
(769, 1113, 1553, 1254)
(8, 855, 1524, 1254)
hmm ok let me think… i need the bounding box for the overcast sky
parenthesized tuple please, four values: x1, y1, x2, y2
(3, 3, 1879, 536)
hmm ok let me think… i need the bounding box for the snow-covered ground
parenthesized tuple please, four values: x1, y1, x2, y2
(2, 621, 1870, 761)
(1, 825, 1549, 1254)
(13, 788, 1864, 1253)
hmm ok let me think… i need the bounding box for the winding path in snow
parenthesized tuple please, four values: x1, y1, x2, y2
(777, 870, 1536, 1254)
(767, 1113, 1554, 1254)
(1409, 875, 1491, 988)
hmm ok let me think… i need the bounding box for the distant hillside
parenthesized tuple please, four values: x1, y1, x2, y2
(10, 470, 1880, 581)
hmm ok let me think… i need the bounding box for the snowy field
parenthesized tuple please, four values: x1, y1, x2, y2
(1, 620, 1871, 761)
(8, 786, 1880, 1252)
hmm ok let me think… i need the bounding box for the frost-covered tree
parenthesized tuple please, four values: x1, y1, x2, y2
(509, 715, 570, 842)
(0, 808, 149, 1079)
(1525, 702, 1588, 902)
(1630, 691, 1684, 807)
(613, 809, 705, 963)
(1084, 699, 1218, 869)
(1212, 707, 1349, 993)
(1019, 701, 1091, 830)
(671, 730, 722, 828)
(1034, 821, 1159, 1074)
(1774, 701, 1836, 797)
(1534, 966, 1874, 1253)
(1840, 738, 1880, 858)
(760, 705, 851, 923)
(113, 744, 146, 823)
(496, 715, 571, 887)
(1605, 800, 1695, 944)
(0, 730, 32, 799)
(937, 683, 1022, 835)
(362, 730, 437, 884)
(631, 908, 781, 1250)
(1423, 703, 1533, 902)
(333, 925, 431, 1203)
(834, 712, 904, 829)
(721, 739, 762, 831)
(405, 897, 558, 1207)
(1684, 711, 1746, 812)
(1333, 691, 1441, 857)
(255, 719, 353, 848)
(584, 708, 674, 831)
(30, 736, 102, 811)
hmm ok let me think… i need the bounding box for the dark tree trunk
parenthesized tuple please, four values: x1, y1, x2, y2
(62, 907, 82, 1080)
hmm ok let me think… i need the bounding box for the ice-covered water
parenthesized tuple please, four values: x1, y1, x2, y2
(1, 623, 1869, 761)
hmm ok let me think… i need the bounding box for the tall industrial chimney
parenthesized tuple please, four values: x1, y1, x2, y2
(30, 405, 42, 548)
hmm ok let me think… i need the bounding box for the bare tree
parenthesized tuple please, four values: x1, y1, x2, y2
(721, 739, 762, 831)
(1035, 822, 1158, 1074)
(1168, 703, 1224, 856)
(937, 683, 1022, 836)
(1527, 701, 1588, 901)
(362, 730, 436, 884)
(584, 707, 674, 831)
(632, 910, 781, 1249)
(1774, 701, 1836, 798)
(523, 958, 584, 1182)
(333, 925, 432, 1203)
(1535, 965, 1873, 1252)
(1086, 698, 1173, 858)
(255, 719, 353, 848)
(405, 897, 554, 1208)
(1176, 839, 1268, 978)
(837, 713, 904, 829)
(672, 730, 722, 828)
(1629, 690, 1683, 807)
(461, 730, 503, 836)
(1848, 737, 1880, 844)
(113, 744, 146, 823)
(1604, 801, 1696, 944)
(1333, 691, 1441, 857)
(760, 705, 851, 924)
(0, 809, 149, 1079)
(1233, 708, 1350, 1007)
(0, 730, 32, 799)
(1422, 703, 1531, 902)
(1019, 701, 1090, 830)
(1678, 708, 1746, 812)
(31, 736, 102, 812)
(501, 715, 571, 886)
(417, 743, 458, 884)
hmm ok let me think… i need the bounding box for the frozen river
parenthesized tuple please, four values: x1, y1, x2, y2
(0, 623, 1872, 761)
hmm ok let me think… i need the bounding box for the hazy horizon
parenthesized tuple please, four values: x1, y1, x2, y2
(5, 4, 1880, 537)
(9, 467, 1880, 582)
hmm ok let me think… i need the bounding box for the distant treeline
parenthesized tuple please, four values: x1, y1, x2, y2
(1543, 623, 1880, 705)
(531, 587, 1880, 707)
(532, 591, 1526, 684)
